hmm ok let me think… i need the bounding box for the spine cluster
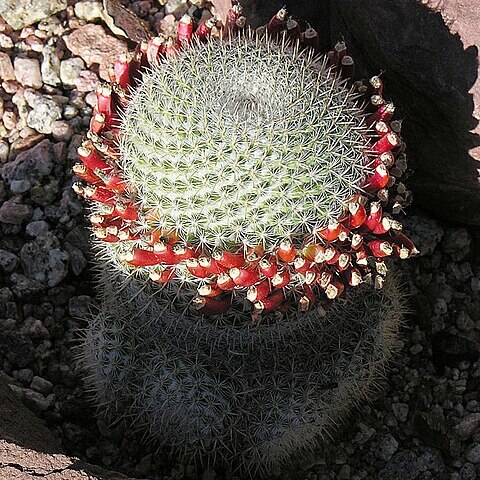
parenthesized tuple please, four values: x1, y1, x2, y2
(72, 3, 416, 323)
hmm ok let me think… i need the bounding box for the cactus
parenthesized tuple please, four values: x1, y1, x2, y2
(73, 3, 416, 476)
(81, 264, 405, 475)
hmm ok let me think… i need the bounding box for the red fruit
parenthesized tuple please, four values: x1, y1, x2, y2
(372, 133, 399, 154)
(150, 268, 176, 284)
(344, 268, 363, 286)
(277, 239, 296, 263)
(337, 253, 351, 272)
(193, 296, 231, 315)
(113, 54, 130, 89)
(298, 285, 316, 312)
(199, 257, 227, 275)
(90, 113, 106, 134)
(197, 283, 223, 298)
(72, 163, 101, 184)
(258, 257, 278, 278)
(316, 222, 342, 242)
(246, 278, 271, 302)
(216, 273, 236, 291)
(153, 242, 177, 264)
(266, 7, 287, 35)
(364, 202, 382, 230)
(186, 258, 209, 278)
(177, 14, 193, 45)
(303, 243, 325, 263)
(212, 251, 245, 269)
(324, 247, 340, 265)
(302, 27, 319, 51)
(77, 145, 112, 173)
(325, 279, 345, 299)
(293, 256, 310, 274)
(195, 16, 216, 41)
(368, 240, 394, 258)
(146, 37, 163, 64)
(347, 202, 367, 229)
(229, 267, 260, 287)
(122, 248, 160, 267)
(271, 269, 291, 288)
(254, 290, 285, 314)
(173, 245, 197, 261)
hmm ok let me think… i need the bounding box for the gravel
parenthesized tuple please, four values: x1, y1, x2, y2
(0, 2, 479, 480)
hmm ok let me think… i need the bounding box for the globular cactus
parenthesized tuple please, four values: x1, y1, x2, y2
(81, 264, 405, 475)
(74, 2, 415, 476)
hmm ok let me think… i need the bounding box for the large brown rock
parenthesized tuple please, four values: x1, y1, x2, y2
(0, 373, 139, 479)
(327, 0, 480, 225)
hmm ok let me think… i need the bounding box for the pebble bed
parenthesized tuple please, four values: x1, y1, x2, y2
(0, 1, 479, 479)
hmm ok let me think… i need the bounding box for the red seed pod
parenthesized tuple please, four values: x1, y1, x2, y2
(93, 169, 126, 192)
(333, 41, 347, 64)
(367, 102, 395, 125)
(114, 201, 138, 221)
(374, 121, 391, 136)
(369, 75, 383, 95)
(324, 247, 340, 265)
(153, 242, 177, 264)
(318, 268, 333, 289)
(72, 163, 101, 184)
(298, 285, 316, 312)
(380, 151, 396, 168)
(341, 55, 355, 79)
(285, 18, 301, 40)
(150, 267, 176, 284)
(271, 269, 291, 288)
(172, 244, 197, 261)
(390, 233, 419, 257)
(267, 7, 287, 35)
(372, 133, 399, 154)
(199, 256, 227, 275)
(258, 256, 278, 278)
(366, 164, 390, 190)
(77, 145, 113, 173)
(277, 239, 296, 263)
(246, 278, 271, 302)
(95, 84, 113, 119)
(146, 37, 163, 64)
(123, 248, 160, 267)
(337, 224, 351, 242)
(83, 185, 116, 204)
(344, 268, 363, 286)
(293, 256, 310, 274)
(229, 267, 260, 287)
(113, 54, 130, 89)
(337, 253, 351, 272)
(254, 290, 285, 314)
(316, 222, 342, 242)
(186, 258, 209, 278)
(305, 266, 320, 285)
(368, 240, 394, 258)
(347, 202, 367, 229)
(377, 188, 389, 203)
(355, 248, 369, 267)
(325, 279, 345, 299)
(224, 4, 243, 36)
(351, 233, 364, 250)
(364, 202, 383, 230)
(212, 250, 245, 268)
(372, 216, 391, 235)
(93, 227, 120, 243)
(193, 295, 231, 315)
(89, 213, 109, 227)
(177, 14, 193, 45)
(116, 228, 139, 241)
(90, 112, 106, 134)
(303, 243, 325, 263)
(302, 27, 319, 51)
(195, 16, 217, 41)
(216, 272, 236, 291)
(198, 283, 223, 298)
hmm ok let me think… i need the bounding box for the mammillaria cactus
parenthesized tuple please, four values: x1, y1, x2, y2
(74, 2, 416, 475)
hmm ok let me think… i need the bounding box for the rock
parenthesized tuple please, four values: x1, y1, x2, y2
(378, 450, 420, 480)
(29, 375, 53, 395)
(12, 368, 34, 385)
(442, 227, 471, 261)
(102, 0, 152, 43)
(156, 14, 176, 37)
(26, 219, 49, 237)
(51, 120, 74, 142)
(455, 414, 480, 441)
(10, 273, 44, 298)
(60, 57, 86, 87)
(329, 0, 480, 225)
(74, 0, 104, 22)
(466, 444, 480, 464)
(375, 434, 399, 461)
(0, 249, 18, 272)
(20, 233, 69, 287)
(24, 91, 62, 134)
(401, 215, 444, 256)
(63, 24, 127, 81)
(21, 317, 49, 339)
(460, 462, 477, 480)
(164, 0, 189, 16)
(0, 52, 15, 81)
(0, 197, 32, 224)
(65, 244, 87, 275)
(0, 33, 13, 49)
(417, 448, 444, 473)
(392, 402, 409, 423)
(68, 295, 93, 318)
(74, 69, 99, 92)
(23, 388, 54, 412)
(13, 57, 42, 89)
(0, 332, 34, 368)
(41, 44, 61, 86)
(0, 0, 67, 30)
(457, 311, 475, 332)
(1, 138, 55, 193)
(432, 332, 480, 367)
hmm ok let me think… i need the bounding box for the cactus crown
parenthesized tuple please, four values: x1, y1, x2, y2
(120, 34, 368, 250)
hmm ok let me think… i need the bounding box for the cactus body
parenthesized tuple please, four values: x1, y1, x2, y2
(81, 265, 405, 475)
